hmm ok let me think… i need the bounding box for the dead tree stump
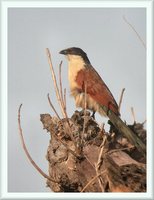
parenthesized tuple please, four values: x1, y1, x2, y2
(40, 110, 146, 192)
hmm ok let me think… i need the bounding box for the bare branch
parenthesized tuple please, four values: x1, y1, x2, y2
(58, 61, 64, 106)
(46, 49, 74, 139)
(142, 119, 147, 125)
(95, 135, 107, 192)
(81, 82, 87, 146)
(80, 170, 106, 192)
(106, 146, 134, 155)
(17, 104, 59, 183)
(47, 93, 61, 120)
(46, 48, 81, 156)
(84, 155, 95, 169)
(63, 88, 67, 111)
(46, 48, 65, 117)
(131, 107, 136, 124)
(96, 135, 107, 170)
(118, 88, 125, 113)
(123, 15, 146, 49)
(47, 94, 76, 152)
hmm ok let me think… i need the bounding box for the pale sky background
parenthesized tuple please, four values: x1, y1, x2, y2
(8, 8, 146, 192)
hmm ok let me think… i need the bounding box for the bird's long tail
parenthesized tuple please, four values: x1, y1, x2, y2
(101, 105, 146, 157)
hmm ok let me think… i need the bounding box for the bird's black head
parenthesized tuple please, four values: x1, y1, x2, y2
(59, 47, 90, 64)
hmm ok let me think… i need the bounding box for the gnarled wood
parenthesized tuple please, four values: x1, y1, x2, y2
(40, 110, 146, 192)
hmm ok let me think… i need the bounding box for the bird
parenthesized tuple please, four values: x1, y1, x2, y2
(59, 47, 146, 155)
(59, 47, 120, 117)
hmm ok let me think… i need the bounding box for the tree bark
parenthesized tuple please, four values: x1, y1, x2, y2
(40, 110, 146, 192)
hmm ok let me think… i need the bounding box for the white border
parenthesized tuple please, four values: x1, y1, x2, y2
(0, 0, 153, 199)
(0, 0, 152, 8)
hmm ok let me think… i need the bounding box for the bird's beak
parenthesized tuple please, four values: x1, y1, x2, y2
(59, 49, 68, 55)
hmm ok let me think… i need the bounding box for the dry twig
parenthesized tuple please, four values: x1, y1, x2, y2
(83, 82, 87, 124)
(84, 155, 95, 169)
(81, 170, 106, 192)
(131, 107, 136, 124)
(46, 48, 65, 117)
(81, 82, 87, 147)
(46, 48, 76, 149)
(63, 88, 67, 109)
(123, 15, 146, 49)
(47, 93, 61, 120)
(118, 88, 125, 113)
(95, 135, 107, 192)
(96, 135, 107, 169)
(58, 61, 65, 106)
(142, 119, 147, 125)
(106, 146, 134, 155)
(17, 104, 59, 183)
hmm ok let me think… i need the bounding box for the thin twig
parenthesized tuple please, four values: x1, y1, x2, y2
(46, 48, 65, 117)
(46, 49, 77, 153)
(118, 88, 125, 113)
(64, 114, 77, 146)
(59, 74, 76, 148)
(84, 155, 95, 169)
(131, 107, 136, 124)
(18, 104, 59, 183)
(80, 170, 106, 192)
(96, 135, 107, 169)
(47, 93, 61, 120)
(58, 61, 64, 106)
(82, 82, 87, 145)
(95, 135, 107, 192)
(106, 146, 134, 155)
(47, 94, 77, 157)
(142, 119, 147, 125)
(63, 88, 67, 110)
(123, 15, 146, 49)
(48, 93, 76, 154)
(83, 82, 87, 131)
(77, 82, 87, 155)
(100, 123, 105, 132)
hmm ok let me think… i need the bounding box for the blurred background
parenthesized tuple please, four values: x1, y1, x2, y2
(8, 8, 146, 192)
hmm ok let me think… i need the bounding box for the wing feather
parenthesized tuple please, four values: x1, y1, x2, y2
(75, 66, 119, 115)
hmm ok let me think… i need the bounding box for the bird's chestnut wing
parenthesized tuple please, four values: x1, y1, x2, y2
(75, 67, 119, 115)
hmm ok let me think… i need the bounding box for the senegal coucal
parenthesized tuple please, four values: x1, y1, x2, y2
(58, 47, 146, 155)
(59, 47, 120, 117)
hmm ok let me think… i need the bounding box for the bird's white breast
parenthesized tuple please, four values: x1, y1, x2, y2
(67, 55, 85, 90)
